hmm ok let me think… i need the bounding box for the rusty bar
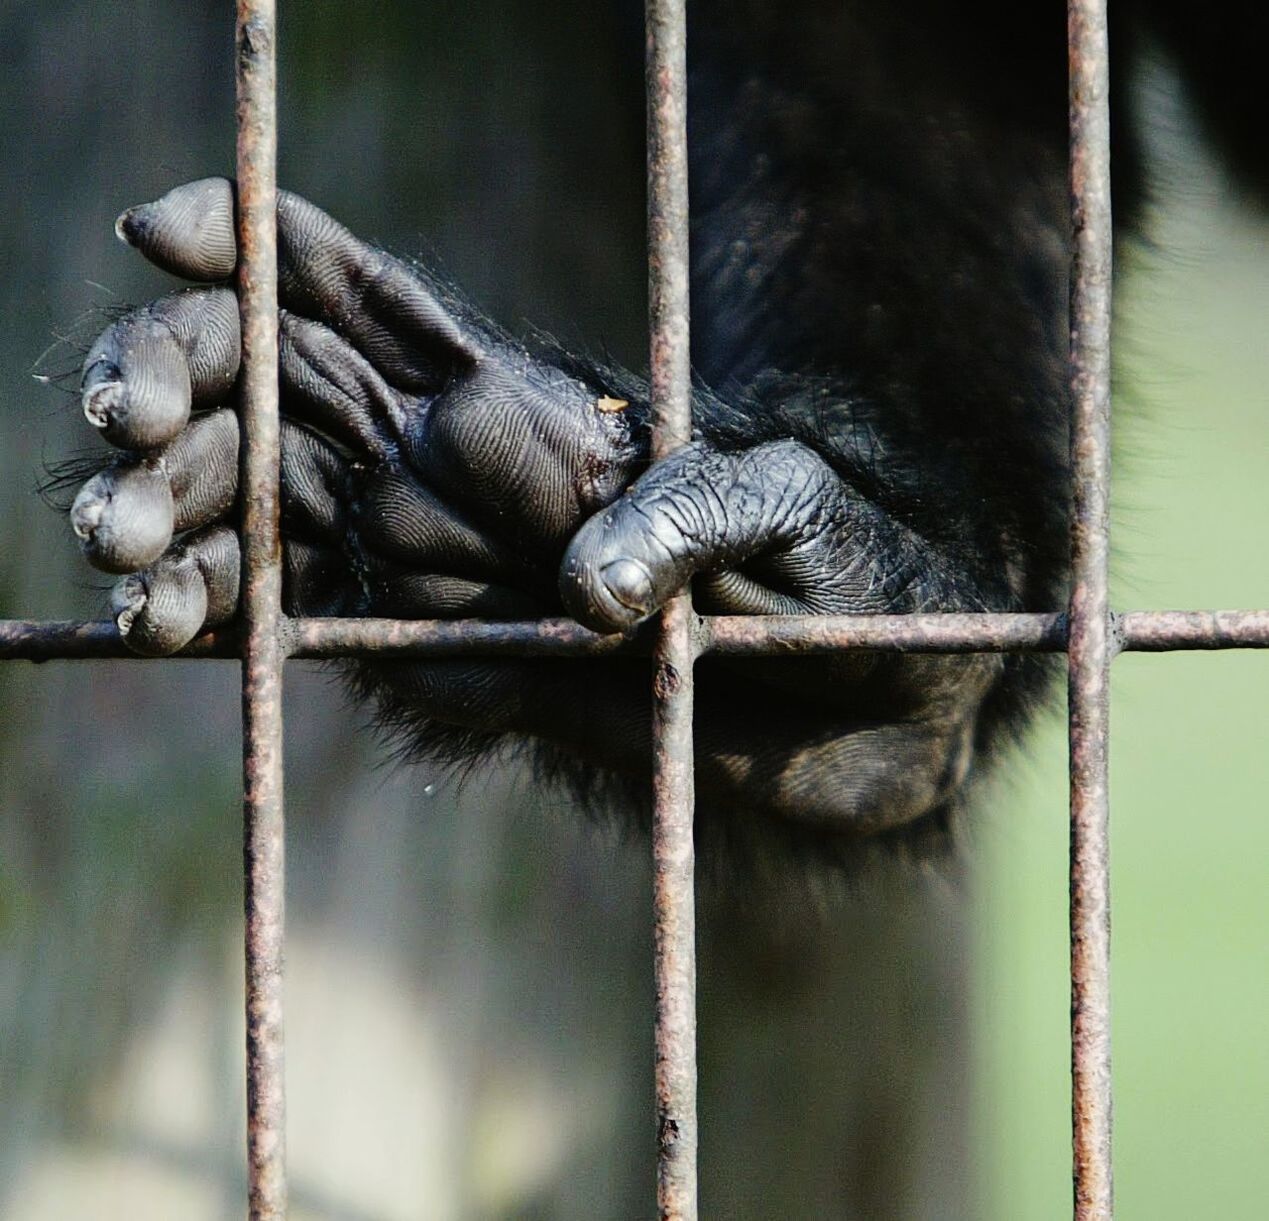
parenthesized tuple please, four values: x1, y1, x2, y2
(704, 613, 1069, 654)
(645, 0, 698, 1215)
(0, 620, 233, 660)
(236, 2, 287, 1218)
(1117, 609, 1269, 651)
(705, 610, 1269, 654)
(9, 608, 1269, 663)
(1067, 0, 1115, 1216)
(285, 616, 642, 657)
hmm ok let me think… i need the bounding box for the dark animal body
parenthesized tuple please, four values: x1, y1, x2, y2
(60, 1, 1268, 866)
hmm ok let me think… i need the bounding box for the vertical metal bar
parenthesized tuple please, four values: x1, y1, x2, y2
(1067, 1, 1114, 1217)
(645, 0, 698, 1217)
(236, 2, 287, 1217)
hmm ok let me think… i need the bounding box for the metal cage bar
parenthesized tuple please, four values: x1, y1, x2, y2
(235, 2, 288, 1217)
(1066, 1, 1115, 1216)
(644, 0, 699, 1216)
(6, 608, 1269, 664)
(3, 0, 1263, 1216)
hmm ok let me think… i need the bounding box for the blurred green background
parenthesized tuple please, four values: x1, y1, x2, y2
(0, 4, 1265, 1218)
(975, 124, 1269, 1218)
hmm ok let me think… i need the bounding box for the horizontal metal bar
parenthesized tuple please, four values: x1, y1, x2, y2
(705, 613, 1069, 654)
(709, 609, 1269, 654)
(286, 616, 640, 657)
(0, 618, 628, 660)
(1113, 609, 1269, 651)
(5, 609, 1269, 663)
(0, 620, 238, 659)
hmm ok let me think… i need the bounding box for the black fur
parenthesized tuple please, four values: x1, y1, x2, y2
(345, 0, 1268, 866)
(58, 1, 1269, 871)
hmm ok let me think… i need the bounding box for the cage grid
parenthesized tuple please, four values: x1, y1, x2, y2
(2, 1, 1268, 1218)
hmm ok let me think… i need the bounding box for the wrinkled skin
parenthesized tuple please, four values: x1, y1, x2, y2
(61, 1, 1269, 856)
(68, 177, 998, 844)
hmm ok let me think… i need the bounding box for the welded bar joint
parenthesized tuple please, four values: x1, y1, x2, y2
(1067, 1, 1115, 1217)
(236, 3, 287, 1218)
(645, 0, 698, 1216)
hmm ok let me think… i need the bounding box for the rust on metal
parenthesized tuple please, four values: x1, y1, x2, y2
(286, 616, 642, 658)
(645, 0, 699, 1215)
(0, 620, 233, 660)
(236, 2, 287, 1218)
(0, 0, 1261, 1215)
(1067, 0, 1115, 1217)
(704, 613, 1071, 654)
(1116, 609, 1269, 651)
(8, 608, 1269, 663)
(650, 595, 699, 1221)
